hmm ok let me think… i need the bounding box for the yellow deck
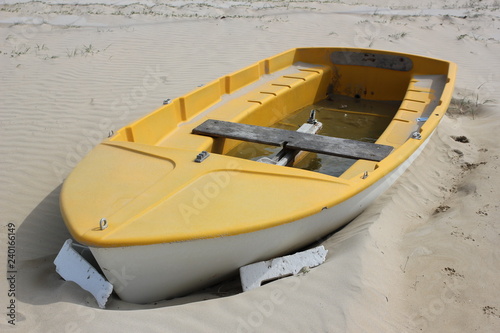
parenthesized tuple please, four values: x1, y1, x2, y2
(60, 48, 456, 247)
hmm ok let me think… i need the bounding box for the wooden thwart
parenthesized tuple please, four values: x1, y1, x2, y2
(192, 119, 393, 162)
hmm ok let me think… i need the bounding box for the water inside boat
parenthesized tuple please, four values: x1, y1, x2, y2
(226, 95, 400, 177)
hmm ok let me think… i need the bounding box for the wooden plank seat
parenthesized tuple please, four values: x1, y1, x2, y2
(192, 119, 394, 162)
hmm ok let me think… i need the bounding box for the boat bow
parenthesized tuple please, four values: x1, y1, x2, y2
(61, 141, 353, 247)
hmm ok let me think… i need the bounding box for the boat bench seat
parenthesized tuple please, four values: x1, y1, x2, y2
(193, 119, 393, 162)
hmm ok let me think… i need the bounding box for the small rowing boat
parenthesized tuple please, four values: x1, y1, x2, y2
(60, 48, 456, 303)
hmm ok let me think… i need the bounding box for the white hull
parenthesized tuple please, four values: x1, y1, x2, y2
(90, 133, 432, 304)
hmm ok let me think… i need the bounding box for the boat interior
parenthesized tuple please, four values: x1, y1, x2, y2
(109, 48, 451, 179)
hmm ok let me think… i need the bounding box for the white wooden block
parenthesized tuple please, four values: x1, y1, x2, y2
(54, 239, 113, 308)
(239, 246, 328, 292)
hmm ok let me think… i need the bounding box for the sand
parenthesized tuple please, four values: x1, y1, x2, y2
(1, 0, 499, 331)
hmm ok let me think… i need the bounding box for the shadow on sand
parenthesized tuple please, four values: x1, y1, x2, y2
(15, 184, 243, 310)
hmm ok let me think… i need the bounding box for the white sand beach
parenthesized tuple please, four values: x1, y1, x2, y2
(1, 0, 499, 331)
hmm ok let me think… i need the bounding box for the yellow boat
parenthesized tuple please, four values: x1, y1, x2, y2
(60, 48, 456, 303)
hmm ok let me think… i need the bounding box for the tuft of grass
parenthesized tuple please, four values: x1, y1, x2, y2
(388, 32, 408, 40)
(35, 43, 48, 51)
(66, 44, 110, 57)
(66, 48, 79, 58)
(449, 90, 494, 119)
(10, 45, 30, 57)
(82, 44, 95, 54)
(421, 25, 435, 30)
